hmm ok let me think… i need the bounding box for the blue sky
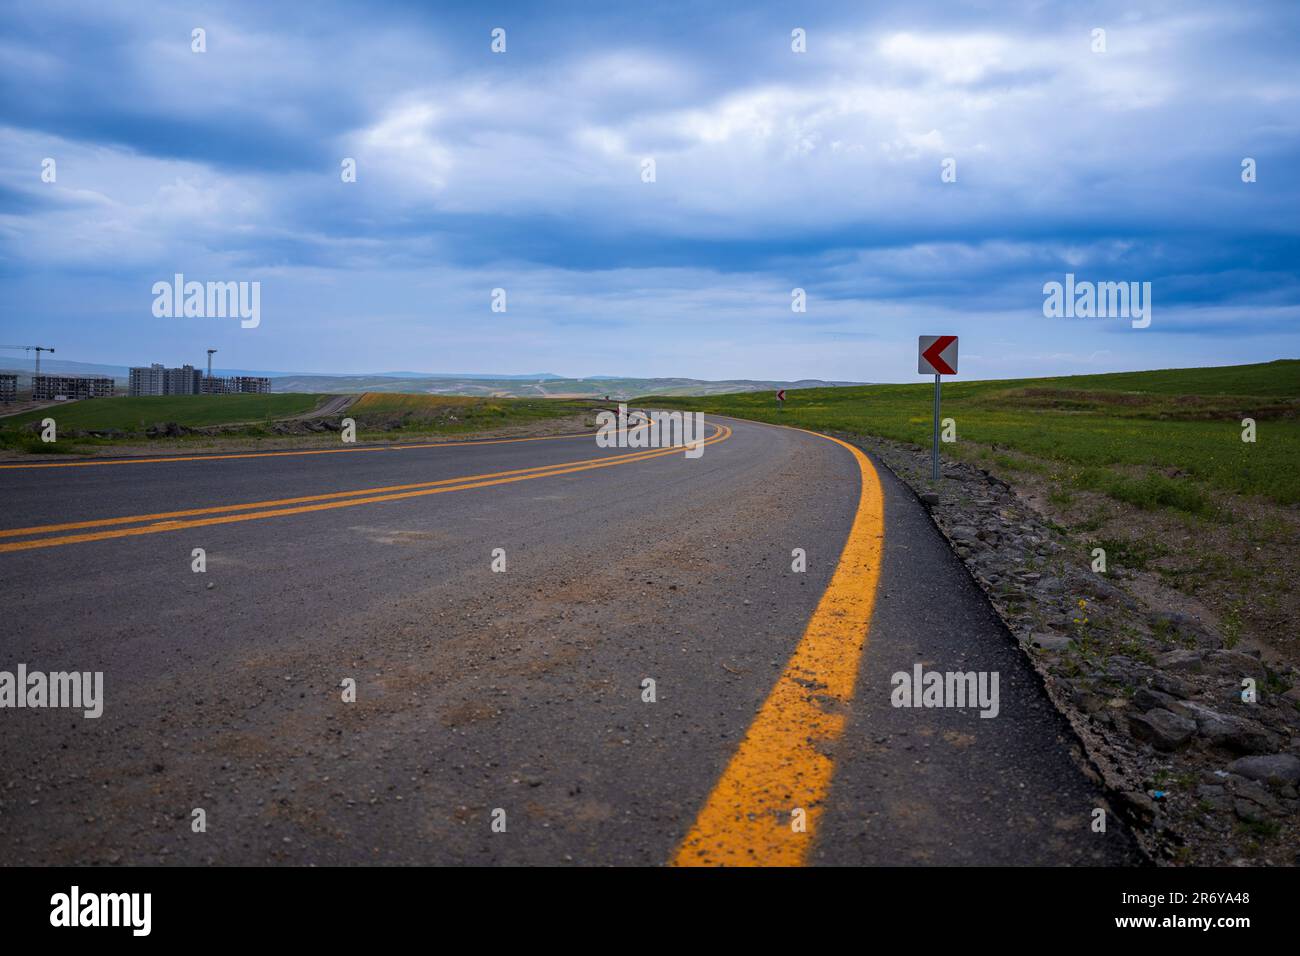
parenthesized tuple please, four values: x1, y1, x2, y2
(1, 0, 1298, 382)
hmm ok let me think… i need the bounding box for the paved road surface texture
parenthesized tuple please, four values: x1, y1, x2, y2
(0, 417, 1138, 865)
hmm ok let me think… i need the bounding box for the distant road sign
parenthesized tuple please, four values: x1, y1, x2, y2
(918, 335, 958, 375)
(776, 389, 787, 402)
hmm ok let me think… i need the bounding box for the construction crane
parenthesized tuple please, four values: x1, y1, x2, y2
(206, 349, 218, 378)
(1, 345, 55, 377)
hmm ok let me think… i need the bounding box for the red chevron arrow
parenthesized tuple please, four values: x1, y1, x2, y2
(921, 335, 957, 375)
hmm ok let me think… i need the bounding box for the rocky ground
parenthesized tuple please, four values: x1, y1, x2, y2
(848, 434, 1300, 866)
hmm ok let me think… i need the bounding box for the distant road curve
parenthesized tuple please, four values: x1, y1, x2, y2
(286, 393, 358, 420)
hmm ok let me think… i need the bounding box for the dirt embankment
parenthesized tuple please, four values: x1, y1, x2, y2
(854, 434, 1300, 867)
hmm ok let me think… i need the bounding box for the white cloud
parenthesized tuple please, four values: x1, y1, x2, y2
(877, 32, 1012, 84)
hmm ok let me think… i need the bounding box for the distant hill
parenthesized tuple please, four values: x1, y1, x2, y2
(266, 374, 866, 399)
(0, 359, 861, 398)
(370, 371, 562, 380)
(0, 358, 135, 382)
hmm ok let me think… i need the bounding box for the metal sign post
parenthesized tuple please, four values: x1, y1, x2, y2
(931, 373, 941, 480)
(917, 335, 959, 481)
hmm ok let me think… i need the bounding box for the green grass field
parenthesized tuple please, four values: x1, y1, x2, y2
(0, 393, 323, 432)
(644, 360, 1300, 507)
(348, 392, 590, 435)
(0, 391, 595, 453)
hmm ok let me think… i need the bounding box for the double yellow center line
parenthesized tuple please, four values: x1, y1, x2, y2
(0, 425, 731, 554)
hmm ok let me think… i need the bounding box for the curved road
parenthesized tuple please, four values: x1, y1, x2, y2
(0, 417, 1138, 865)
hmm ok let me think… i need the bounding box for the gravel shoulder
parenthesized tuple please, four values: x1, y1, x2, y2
(852, 434, 1300, 866)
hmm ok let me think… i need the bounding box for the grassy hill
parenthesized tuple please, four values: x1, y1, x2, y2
(346, 393, 590, 435)
(0, 391, 597, 452)
(1001, 361, 1300, 398)
(0, 393, 323, 432)
(644, 360, 1300, 506)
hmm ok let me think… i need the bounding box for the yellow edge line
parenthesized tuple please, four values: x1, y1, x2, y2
(0, 426, 612, 470)
(0, 424, 717, 540)
(671, 424, 884, 867)
(0, 426, 731, 554)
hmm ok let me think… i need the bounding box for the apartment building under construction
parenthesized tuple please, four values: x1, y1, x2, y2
(129, 363, 202, 396)
(32, 375, 115, 401)
(201, 375, 272, 394)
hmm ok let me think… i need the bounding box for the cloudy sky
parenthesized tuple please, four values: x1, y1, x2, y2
(1, 0, 1298, 381)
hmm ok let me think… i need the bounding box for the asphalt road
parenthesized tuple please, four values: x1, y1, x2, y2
(0, 417, 1139, 865)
